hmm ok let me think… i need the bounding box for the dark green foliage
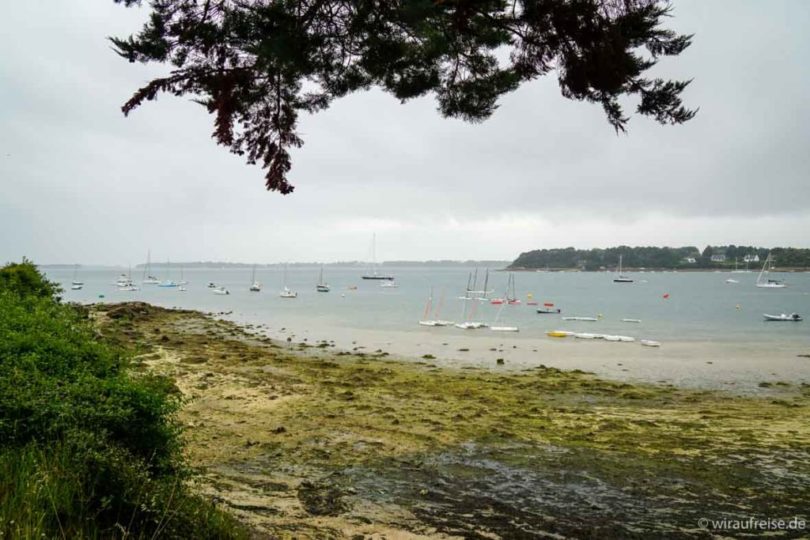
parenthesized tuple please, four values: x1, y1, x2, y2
(510, 245, 810, 270)
(0, 258, 60, 299)
(112, 0, 695, 193)
(0, 262, 245, 538)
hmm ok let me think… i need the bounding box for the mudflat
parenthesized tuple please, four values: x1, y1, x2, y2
(93, 302, 810, 539)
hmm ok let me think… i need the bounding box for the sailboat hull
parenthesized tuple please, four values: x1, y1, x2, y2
(362, 275, 394, 280)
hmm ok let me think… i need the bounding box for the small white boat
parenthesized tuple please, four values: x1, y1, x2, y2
(763, 313, 802, 322)
(118, 285, 139, 292)
(574, 332, 599, 339)
(604, 335, 635, 342)
(491, 326, 519, 332)
(141, 250, 160, 284)
(280, 287, 297, 298)
(280, 264, 297, 298)
(613, 254, 633, 283)
(316, 266, 330, 292)
(249, 264, 262, 292)
(158, 280, 178, 288)
(454, 321, 488, 330)
(725, 278, 739, 284)
(562, 316, 598, 322)
(212, 286, 229, 295)
(621, 318, 642, 323)
(178, 286, 187, 292)
(380, 281, 399, 288)
(419, 287, 453, 326)
(71, 284, 83, 290)
(756, 253, 786, 288)
(640, 339, 661, 347)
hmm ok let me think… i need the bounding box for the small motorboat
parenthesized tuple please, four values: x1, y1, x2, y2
(763, 313, 802, 322)
(212, 286, 230, 295)
(250, 282, 262, 292)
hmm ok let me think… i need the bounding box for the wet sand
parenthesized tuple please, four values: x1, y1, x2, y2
(224, 314, 810, 393)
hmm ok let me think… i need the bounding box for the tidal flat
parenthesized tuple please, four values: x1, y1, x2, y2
(92, 302, 810, 539)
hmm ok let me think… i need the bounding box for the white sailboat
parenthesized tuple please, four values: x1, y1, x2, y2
(613, 255, 633, 283)
(361, 233, 394, 280)
(455, 279, 488, 329)
(118, 266, 140, 291)
(490, 302, 519, 332)
(280, 264, 297, 298)
(70, 264, 83, 289)
(419, 287, 453, 326)
(756, 253, 786, 288)
(158, 260, 178, 288)
(212, 286, 229, 295)
(142, 250, 160, 284)
(249, 265, 262, 292)
(177, 266, 188, 286)
(316, 266, 330, 292)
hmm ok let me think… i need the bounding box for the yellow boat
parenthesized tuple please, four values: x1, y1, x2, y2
(546, 330, 570, 338)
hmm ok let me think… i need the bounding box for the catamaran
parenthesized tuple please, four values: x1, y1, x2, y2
(613, 254, 633, 283)
(361, 233, 394, 280)
(756, 253, 786, 288)
(316, 266, 330, 292)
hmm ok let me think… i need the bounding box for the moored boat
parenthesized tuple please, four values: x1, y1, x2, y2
(763, 313, 802, 322)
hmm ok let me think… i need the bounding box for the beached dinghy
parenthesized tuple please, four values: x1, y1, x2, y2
(546, 330, 573, 338)
(491, 326, 519, 332)
(640, 340, 661, 347)
(763, 313, 802, 322)
(455, 321, 488, 329)
(604, 335, 635, 342)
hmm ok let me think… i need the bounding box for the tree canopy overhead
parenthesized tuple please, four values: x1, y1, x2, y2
(112, 0, 695, 193)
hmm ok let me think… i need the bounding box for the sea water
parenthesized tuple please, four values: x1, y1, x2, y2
(46, 265, 810, 345)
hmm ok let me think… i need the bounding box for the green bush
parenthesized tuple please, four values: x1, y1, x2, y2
(0, 262, 246, 538)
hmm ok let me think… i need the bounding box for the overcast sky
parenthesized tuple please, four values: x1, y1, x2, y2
(1, 1, 809, 265)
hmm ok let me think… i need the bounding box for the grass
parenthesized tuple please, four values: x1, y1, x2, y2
(0, 261, 247, 539)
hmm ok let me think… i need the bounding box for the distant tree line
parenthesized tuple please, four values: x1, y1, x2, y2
(510, 246, 810, 270)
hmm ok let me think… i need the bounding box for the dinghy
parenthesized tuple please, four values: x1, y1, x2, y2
(491, 326, 519, 332)
(763, 313, 802, 322)
(640, 340, 661, 347)
(546, 330, 572, 338)
(562, 316, 598, 322)
(621, 318, 642, 323)
(212, 286, 230, 295)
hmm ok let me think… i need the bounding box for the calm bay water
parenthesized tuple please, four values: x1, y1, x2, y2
(46, 265, 810, 344)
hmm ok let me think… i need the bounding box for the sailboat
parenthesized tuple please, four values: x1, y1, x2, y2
(419, 288, 453, 326)
(249, 265, 262, 292)
(756, 253, 786, 288)
(118, 266, 140, 291)
(455, 280, 488, 329)
(280, 264, 298, 298)
(613, 255, 633, 283)
(506, 273, 521, 304)
(158, 260, 178, 287)
(142, 250, 160, 284)
(361, 233, 394, 280)
(70, 264, 83, 289)
(316, 266, 330, 292)
(490, 302, 519, 332)
(177, 266, 188, 286)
